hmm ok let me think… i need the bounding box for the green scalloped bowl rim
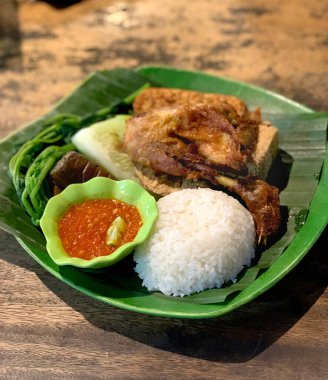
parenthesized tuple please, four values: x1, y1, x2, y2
(39, 177, 158, 269)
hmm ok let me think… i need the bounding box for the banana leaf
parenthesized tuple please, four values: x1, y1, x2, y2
(0, 66, 327, 318)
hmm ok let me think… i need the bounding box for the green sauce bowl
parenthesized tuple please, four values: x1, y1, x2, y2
(40, 177, 158, 269)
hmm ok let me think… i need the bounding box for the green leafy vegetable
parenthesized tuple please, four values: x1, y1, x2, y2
(8, 115, 82, 225)
(21, 143, 75, 225)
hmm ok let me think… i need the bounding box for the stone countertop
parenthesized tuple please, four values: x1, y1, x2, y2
(0, 1, 327, 379)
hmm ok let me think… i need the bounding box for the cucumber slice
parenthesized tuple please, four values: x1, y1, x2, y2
(72, 115, 139, 182)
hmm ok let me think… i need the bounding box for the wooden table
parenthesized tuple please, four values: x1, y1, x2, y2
(0, 1, 327, 378)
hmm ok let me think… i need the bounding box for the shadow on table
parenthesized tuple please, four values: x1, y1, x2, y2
(0, 0, 21, 69)
(1, 228, 327, 363)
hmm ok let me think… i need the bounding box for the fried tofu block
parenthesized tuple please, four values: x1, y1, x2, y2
(254, 124, 279, 179)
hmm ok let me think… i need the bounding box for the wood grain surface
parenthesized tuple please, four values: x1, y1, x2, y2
(0, 0, 327, 379)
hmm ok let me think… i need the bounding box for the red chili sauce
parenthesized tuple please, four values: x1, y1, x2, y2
(58, 199, 142, 260)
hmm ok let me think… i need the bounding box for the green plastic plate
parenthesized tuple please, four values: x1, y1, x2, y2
(2, 66, 327, 318)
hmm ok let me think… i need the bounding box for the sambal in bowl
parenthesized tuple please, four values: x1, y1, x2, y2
(40, 177, 158, 269)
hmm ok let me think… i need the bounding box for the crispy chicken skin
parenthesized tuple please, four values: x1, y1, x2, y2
(232, 178, 280, 244)
(133, 87, 262, 122)
(125, 103, 258, 176)
(124, 103, 280, 241)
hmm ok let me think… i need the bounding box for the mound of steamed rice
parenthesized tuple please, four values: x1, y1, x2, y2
(134, 188, 256, 296)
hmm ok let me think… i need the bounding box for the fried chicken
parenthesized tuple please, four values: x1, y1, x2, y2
(126, 103, 258, 177)
(124, 103, 280, 242)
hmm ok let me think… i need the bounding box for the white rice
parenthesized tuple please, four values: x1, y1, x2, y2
(134, 188, 255, 296)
